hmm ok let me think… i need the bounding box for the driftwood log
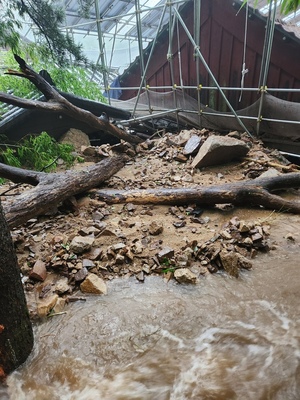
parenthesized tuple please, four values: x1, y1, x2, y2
(94, 172, 300, 213)
(0, 55, 142, 144)
(1, 154, 129, 228)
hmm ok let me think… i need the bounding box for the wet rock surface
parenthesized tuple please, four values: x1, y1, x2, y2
(2, 129, 299, 320)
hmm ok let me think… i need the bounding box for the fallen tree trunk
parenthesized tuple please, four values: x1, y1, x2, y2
(0, 55, 142, 144)
(1, 154, 129, 228)
(93, 172, 300, 213)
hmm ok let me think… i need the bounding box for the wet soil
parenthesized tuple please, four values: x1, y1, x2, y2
(1, 129, 300, 319)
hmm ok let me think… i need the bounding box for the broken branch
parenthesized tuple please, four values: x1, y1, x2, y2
(94, 172, 300, 213)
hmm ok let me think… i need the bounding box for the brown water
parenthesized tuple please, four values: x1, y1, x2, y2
(1, 214, 300, 400)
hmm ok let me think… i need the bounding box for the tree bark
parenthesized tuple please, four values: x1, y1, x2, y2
(93, 172, 300, 213)
(0, 199, 34, 380)
(1, 153, 129, 228)
(0, 55, 142, 145)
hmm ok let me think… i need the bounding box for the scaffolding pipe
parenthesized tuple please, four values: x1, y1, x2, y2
(256, 0, 277, 135)
(132, 2, 168, 116)
(173, 7, 253, 137)
(194, 0, 202, 128)
(168, 3, 180, 130)
(94, 0, 110, 104)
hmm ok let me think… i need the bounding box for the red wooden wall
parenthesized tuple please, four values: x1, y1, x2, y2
(119, 0, 300, 110)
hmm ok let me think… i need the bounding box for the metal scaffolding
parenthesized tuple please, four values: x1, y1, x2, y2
(21, 0, 300, 135)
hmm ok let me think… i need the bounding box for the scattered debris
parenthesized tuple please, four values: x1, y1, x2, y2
(2, 128, 298, 320)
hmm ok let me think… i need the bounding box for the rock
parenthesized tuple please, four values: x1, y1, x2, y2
(82, 258, 96, 269)
(80, 273, 107, 295)
(53, 298, 66, 313)
(174, 268, 197, 284)
(149, 221, 164, 235)
(136, 271, 145, 282)
(171, 129, 193, 146)
(191, 135, 249, 168)
(60, 128, 90, 152)
(257, 168, 281, 179)
(219, 251, 240, 278)
(81, 146, 97, 157)
(55, 277, 70, 294)
(29, 260, 47, 281)
(69, 236, 94, 254)
(157, 247, 175, 262)
(183, 135, 202, 155)
(219, 251, 252, 278)
(85, 248, 102, 261)
(74, 267, 89, 282)
(37, 294, 59, 318)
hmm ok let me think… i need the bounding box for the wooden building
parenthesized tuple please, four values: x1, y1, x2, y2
(119, 0, 300, 111)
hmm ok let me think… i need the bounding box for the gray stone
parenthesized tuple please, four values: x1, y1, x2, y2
(74, 267, 89, 282)
(157, 247, 175, 262)
(174, 268, 197, 284)
(191, 135, 249, 168)
(70, 236, 94, 254)
(183, 135, 202, 155)
(257, 168, 281, 179)
(55, 277, 70, 294)
(80, 273, 107, 295)
(60, 128, 90, 152)
(149, 221, 164, 235)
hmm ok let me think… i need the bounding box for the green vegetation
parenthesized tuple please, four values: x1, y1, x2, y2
(0, 132, 76, 176)
(243, 0, 300, 14)
(0, 47, 107, 115)
(0, 0, 89, 66)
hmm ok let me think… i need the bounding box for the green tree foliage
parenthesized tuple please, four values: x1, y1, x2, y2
(244, 0, 300, 14)
(0, 132, 76, 172)
(0, 47, 107, 109)
(0, 0, 88, 66)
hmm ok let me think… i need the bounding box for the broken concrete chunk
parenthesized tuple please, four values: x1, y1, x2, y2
(80, 273, 107, 295)
(191, 135, 249, 168)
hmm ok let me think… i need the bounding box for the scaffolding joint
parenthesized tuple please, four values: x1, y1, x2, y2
(197, 84, 202, 91)
(259, 85, 268, 93)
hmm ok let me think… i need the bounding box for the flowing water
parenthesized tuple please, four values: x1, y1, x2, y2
(1, 214, 300, 400)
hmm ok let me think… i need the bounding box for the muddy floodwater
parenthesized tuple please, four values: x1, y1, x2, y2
(2, 213, 300, 399)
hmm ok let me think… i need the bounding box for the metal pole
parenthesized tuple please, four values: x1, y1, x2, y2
(168, 4, 180, 130)
(256, 0, 277, 135)
(173, 7, 253, 137)
(194, 0, 202, 128)
(95, 0, 110, 103)
(132, 2, 168, 115)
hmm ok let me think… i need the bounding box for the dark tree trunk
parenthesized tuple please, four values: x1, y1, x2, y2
(94, 172, 300, 213)
(1, 153, 129, 228)
(0, 200, 34, 380)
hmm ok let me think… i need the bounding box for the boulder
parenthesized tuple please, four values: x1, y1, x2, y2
(191, 135, 249, 168)
(59, 128, 90, 152)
